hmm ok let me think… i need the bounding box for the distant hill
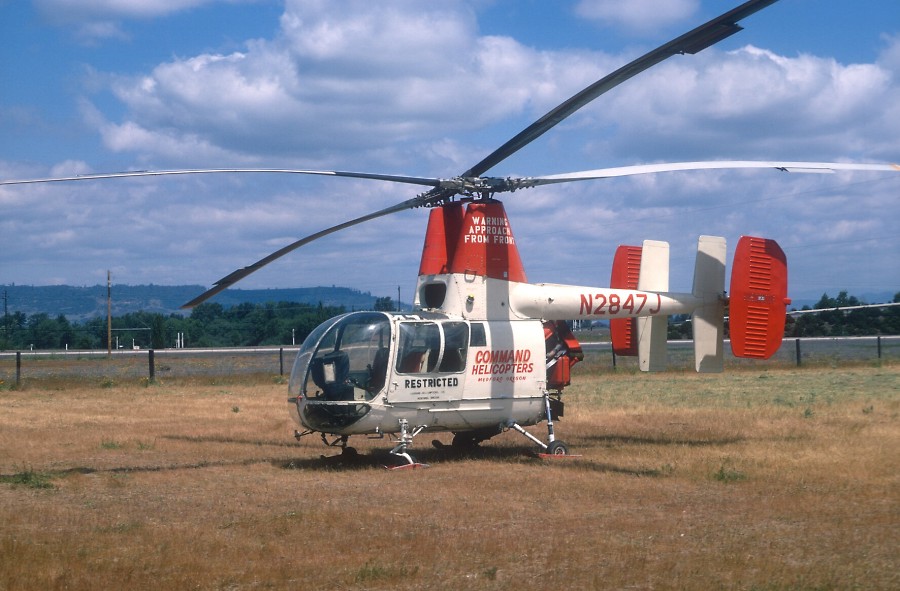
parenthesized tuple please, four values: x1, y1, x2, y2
(1, 284, 390, 320)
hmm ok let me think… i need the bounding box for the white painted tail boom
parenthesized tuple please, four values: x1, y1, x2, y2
(510, 234, 787, 372)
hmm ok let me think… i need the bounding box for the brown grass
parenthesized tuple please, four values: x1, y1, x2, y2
(1, 362, 897, 590)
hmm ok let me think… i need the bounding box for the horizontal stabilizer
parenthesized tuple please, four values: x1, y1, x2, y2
(729, 236, 790, 359)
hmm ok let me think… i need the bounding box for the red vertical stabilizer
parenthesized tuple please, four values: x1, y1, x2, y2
(448, 201, 527, 283)
(609, 245, 642, 356)
(729, 236, 790, 359)
(418, 203, 465, 276)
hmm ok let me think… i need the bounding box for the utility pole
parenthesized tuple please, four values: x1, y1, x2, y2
(397, 285, 401, 312)
(2, 289, 8, 345)
(107, 271, 112, 358)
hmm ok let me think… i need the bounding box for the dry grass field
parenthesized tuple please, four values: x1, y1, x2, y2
(1, 360, 897, 590)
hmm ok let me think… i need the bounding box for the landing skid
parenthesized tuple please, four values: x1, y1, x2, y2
(384, 461, 429, 471)
(387, 419, 430, 468)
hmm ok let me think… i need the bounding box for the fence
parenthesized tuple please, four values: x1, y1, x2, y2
(582, 335, 899, 371)
(0, 347, 299, 386)
(1, 336, 897, 387)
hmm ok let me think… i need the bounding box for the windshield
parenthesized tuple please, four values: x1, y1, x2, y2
(289, 313, 346, 397)
(292, 312, 392, 402)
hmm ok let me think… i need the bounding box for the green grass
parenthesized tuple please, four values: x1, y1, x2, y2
(0, 468, 55, 489)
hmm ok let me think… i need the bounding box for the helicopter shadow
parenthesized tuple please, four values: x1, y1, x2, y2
(582, 433, 745, 447)
(272, 444, 530, 472)
(272, 443, 670, 476)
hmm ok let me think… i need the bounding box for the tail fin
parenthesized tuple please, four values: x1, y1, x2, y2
(635, 240, 670, 372)
(609, 245, 642, 356)
(691, 236, 726, 373)
(729, 236, 790, 359)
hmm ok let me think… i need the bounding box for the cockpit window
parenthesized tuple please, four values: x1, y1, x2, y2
(439, 322, 469, 373)
(396, 322, 440, 374)
(396, 321, 469, 374)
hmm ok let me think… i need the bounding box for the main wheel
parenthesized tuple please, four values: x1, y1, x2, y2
(451, 432, 480, 449)
(546, 440, 569, 455)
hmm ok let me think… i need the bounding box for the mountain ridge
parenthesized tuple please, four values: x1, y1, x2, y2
(1, 284, 388, 320)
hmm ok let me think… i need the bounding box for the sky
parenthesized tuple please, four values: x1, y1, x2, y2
(1, 0, 899, 307)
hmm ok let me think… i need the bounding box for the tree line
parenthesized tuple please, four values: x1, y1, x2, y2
(1, 292, 896, 352)
(0, 300, 377, 351)
(666, 291, 900, 340)
(785, 291, 900, 337)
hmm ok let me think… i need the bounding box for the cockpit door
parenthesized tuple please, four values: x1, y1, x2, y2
(389, 320, 469, 404)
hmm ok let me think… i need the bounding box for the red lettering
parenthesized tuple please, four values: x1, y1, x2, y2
(579, 294, 592, 315)
(608, 293, 620, 314)
(635, 293, 647, 314)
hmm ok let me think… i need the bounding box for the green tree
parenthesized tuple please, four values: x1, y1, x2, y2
(150, 314, 166, 349)
(374, 296, 395, 311)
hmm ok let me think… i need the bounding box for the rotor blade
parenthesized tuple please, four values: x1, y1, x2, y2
(0, 168, 443, 188)
(521, 161, 900, 187)
(181, 191, 440, 308)
(461, 0, 779, 179)
(787, 302, 900, 316)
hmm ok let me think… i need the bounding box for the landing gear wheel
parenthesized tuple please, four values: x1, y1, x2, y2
(546, 440, 569, 456)
(451, 432, 480, 449)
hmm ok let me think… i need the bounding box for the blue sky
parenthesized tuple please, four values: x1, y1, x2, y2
(1, 0, 898, 305)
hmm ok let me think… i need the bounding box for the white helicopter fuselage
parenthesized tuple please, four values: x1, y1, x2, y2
(288, 308, 551, 438)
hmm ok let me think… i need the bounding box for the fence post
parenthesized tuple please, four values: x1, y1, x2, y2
(795, 338, 801, 367)
(148, 349, 155, 383)
(16, 351, 21, 388)
(279, 347, 284, 376)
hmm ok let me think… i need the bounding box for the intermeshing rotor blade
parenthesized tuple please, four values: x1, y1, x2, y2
(3, 1, 786, 304)
(522, 161, 900, 186)
(0, 168, 443, 188)
(181, 192, 440, 308)
(461, 0, 779, 178)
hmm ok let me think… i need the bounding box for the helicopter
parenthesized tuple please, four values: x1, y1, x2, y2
(2, 0, 898, 467)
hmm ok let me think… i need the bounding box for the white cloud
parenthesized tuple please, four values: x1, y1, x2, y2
(5, 1, 898, 298)
(89, 3, 898, 174)
(95, 2, 556, 166)
(588, 45, 898, 162)
(82, 2, 618, 170)
(33, 0, 262, 43)
(878, 34, 900, 74)
(34, 0, 220, 21)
